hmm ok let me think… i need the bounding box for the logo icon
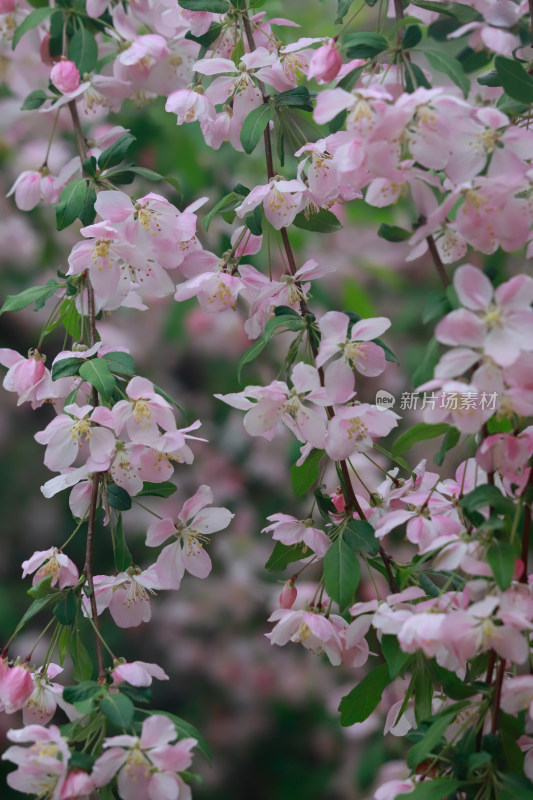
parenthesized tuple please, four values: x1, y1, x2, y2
(375, 390, 395, 411)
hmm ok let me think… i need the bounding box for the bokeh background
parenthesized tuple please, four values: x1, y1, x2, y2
(0, 0, 503, 796)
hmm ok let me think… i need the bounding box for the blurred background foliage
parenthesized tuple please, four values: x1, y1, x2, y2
(0, 0, 498, 796)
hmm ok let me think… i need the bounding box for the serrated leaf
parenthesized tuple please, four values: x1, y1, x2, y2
(392, 423, 452, 458)
(69, 25, 98, 74)
(378, 223, 411, 242)
(63, 681, 105, 705)
(344, 32, 389, 58)
(323, 533, 361, 612)
(137, 481, 178, 498)
(106, 484, 132, 511)
(293, 208, 342, 233)
(102, 351, 136, 377)
(265, 541, 311, 571)
(101, 693, 134, 730)
(52, 357, 82, 380)
(70, 631, 94, 682)
(344, 519, 380, 556)
(179, 0, 229, 9)
(12, 6, 56, 49)
(79, 358, 115, 400)
(204, 192, 241, 232)
(424, 48, 470, 97)
(240, 104, 275, 154)
(114, 514, 132, 572)
(381, 635, 412, 679)
(98, 133, 136, 171)
(291, 449, 324, 496)
(53, 591, 77, 625)
(274, 87, 313, 111)
(21, 89, 48, 110)
(339, 663, 390, 726)
(0, 280, 62, 316)
(56, 179, 87, 230)
(494, 56, 533, 105)
(487, 541, 515, 590)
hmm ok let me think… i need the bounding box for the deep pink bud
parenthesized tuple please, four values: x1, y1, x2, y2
(0, 0, 16, 13)
(0, 663, 34, 713)
(307, 41, 342, 84)
(50, 60, 80, 94)
(60, 770, 94, 799)
(279, 580, 297, 609)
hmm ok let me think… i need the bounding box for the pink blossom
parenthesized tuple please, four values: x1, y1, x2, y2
(0, 661, 34, 713)
(262, 513, 330, 558)
(92, 715, 196, 800)
(50, 60, 80, 94)
(325, 403, 400, 461)
(111, 376, 176, 445)
(23, 664, 79, 726)
(267, 608, 343, 665)
(500, 675, 533, 719)
(87, 567, 162, 628)
(147, 485, 233, 589)
(2, 724, 70, 799)
(111, 661, 169, 687)
(21, 547, 78, 589)
(60, 770, 94, 800)
(307, 41, 342, 84)
(236, 178, 307, 230)
(35, 404, 116, 472)
(0, 349, 60, 408)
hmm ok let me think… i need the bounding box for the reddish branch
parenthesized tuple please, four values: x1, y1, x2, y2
(241, 5, 398, 594)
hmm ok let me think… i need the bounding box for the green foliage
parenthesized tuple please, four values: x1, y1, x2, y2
(79, 358, 116, 400)
(293, 209, 342, 233)
(424, 48, 470, 97)
(494, 56, 533, 104)
(56, 179, 87, 230)
(240, 105, 275, 154)
(343, 32, 389, 59)
(0, 280, 62, 316)
(12, 6, 56, 49)
(339, 663, 390, 726)
(265, 541, 310, 571)
(392, 423, 454, 458)
(291, 449, 324, 496)
(323, 532, 361, 612)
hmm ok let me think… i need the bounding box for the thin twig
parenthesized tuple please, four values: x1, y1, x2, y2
(426, 235, 450, 288)
(491, 658, 506, 734)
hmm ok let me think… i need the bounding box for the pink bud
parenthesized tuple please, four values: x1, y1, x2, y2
(307, 42, 342, 84)
(514, 558, 525, 581)
(279, 580, 297, 609)
(50, 60, 80, 94)
(0, 0, 16, 13)
(331, 488, 347, 514)
(60, 770, 94, 800)
(40, 34, 54, 66)
(0, 663, 34, 713)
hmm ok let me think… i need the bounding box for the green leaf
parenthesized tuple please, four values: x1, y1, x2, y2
(68, 752, 97, 772)
(336, 0, 354, 23)
(69, 25, 98, 74)
(344, 32, 389, 58)
(323, 533, 361, 612)
(494, 56, 533, 105)
(432, 663, 479, 700)
(204, 191, 241, 232)
(153, 384, 186, 415)
(21, 89, 48, 110)
(344, 519, 380, 556)
(487, 541, 516, 590)
(378, 223, 411, 242)
(422, 291, 451, 325)
(101, 693, 135, 730)
(411, 0, 479, 23)
(382, 635, 412, 679)
(28, 575, 53, 598)
(460, 485, 515, 518)
(339, 663, 390, 726)
(240, 104, 275, 154)
(274, 87, 313, 111)
(293, 208, 342, 233)
(114, 514, 132, 572)
(18, 592, 60, 629)
(56, 179, 87, 230)
(102, 351, 136, 377)
(237, 313, 305, 381)
(500, 774, 533, 800)
(265, 541, 311, 571)
(179, 0, 229, 10)
(151, 710, 211, 763)
(412, 337, 439, 386)
(477, 69, 501, 88)
(414, 661, 433, 724)
(137, 481, 178, 498)
(79, 358, 115, 400)
(185, 22, 223, 49)
(70, 631, 94, 682)
(246, 205, 262, 235)
(119, 683, 152, 705)
(397, 778, 462, 800)
(51, 357, 82, 380)
(291, 449, 324, 496)
(12, 6, 55, 49)
(434, 427, 460, 466)
(63, 681, 105, 705)
(106, 484, 132, 511)
(408, 709, 457, 769)
(79, 183, 97, 227)
(57, 626, 70, 665)
(403, 25, 422, 49)
(374, 336, 399, 365)
(121, 165, 165, 181)
(0, 280, 61, 316)
(53, 591, 77, 625)
(98, 133, 136, 171)
(424, 48, 470, 97)
(392, 423, 453, 458)
(405, 62, 432, 92)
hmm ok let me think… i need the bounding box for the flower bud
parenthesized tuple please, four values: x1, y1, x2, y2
(0, 0, 16, 13)
(60, 770, 94, 800)
(50, 60, 80, 94)
(279, 580, 297, 609)
(307, 41, 342, 84)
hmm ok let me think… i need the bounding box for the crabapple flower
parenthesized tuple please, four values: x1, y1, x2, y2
(307, 40, 342, 84)
(35, 404, 115, 472)
(0, 661, 34, 713)
(60, 770, 94, 800)
(111, 661, 169, 687)
(262, 514, 330, 558)
(267, 608, 343, 665)
(111, 376, 176, 445)
(279, 580, 297, 609)
(21, 547, 78, 589)
(91, 715, 196, 800)
(146, 484, 233, 589)
(2, 724, 70, 798)
(23, 664, 79, 726)
(0, 349, 58, 408)
(87, 567, 162, 628)
(500, 675, 533, 719)
(235, 177, 307, 230)
(325, 403, 400, 460)
(50, 60, 80, 94)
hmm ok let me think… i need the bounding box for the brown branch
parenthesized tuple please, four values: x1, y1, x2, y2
(491, 658, 506, 734)
(520, 470, 533, 583)
(426, 235, 450, 288)
(68, 101, 105, 681)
